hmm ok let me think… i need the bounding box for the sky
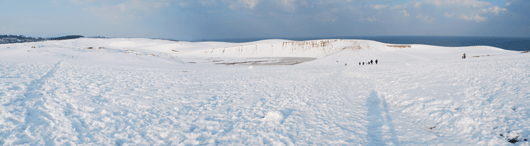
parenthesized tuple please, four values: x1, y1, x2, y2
(0, 0, 529, 40)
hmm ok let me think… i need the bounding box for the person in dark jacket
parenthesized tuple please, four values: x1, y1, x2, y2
(462, 53, 466, 59)
(370, 60, 373, 64)
(359, 62, 361, 65)
(375, 59, 378, 64)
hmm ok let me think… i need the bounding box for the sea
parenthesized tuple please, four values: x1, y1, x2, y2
(195, 36, 530, 51)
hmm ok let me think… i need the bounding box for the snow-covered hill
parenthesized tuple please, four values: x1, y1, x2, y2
(0, 38, 529, 145)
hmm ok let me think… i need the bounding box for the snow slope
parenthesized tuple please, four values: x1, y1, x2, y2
(0, 38, 529, 145)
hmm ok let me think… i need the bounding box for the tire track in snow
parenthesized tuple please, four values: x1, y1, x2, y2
(2, 60, 62, 145)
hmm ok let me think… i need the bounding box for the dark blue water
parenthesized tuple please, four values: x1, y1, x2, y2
(195, 36, 530, 51)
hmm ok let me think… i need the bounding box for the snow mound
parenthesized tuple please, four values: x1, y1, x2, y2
(263, 111, 283, 122)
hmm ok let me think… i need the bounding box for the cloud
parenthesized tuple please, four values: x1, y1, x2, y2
(414, 2, 421, 8)
(280, 0, 297, 11)
(417, 13, 434, 23)
(69, 0, 95, 4)
(460, 13, 486, 22)
(315, 0, 355, 5)
(222, 0, 259, 10)
(444, 12, 455, 18)
(391, 4, 406, 9)
(358, 16, 380, 22)
(482, 6, 506, 15)
(506, 2, 510, 6)
(179, 2, 191, 8)
(82, 0, 170, 23)
(368, 17, 379, 22)
(424, 0, 491, 8)
(381, 0, 508, 23)
(371, 5, 388, 10)
(402, 10, 410, 16)
(390, 1, 419, 10)
(199, 0, 218, 7)
(313, 7, 340, 22)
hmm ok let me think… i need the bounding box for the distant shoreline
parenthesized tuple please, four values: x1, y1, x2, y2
(194, 36, 530, 51)
(2, 35, 529, 51)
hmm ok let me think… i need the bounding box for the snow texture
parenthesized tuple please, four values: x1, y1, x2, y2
(0, 38, 529, 145)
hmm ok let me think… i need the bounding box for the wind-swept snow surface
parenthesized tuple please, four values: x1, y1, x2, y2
(1, 38, 529, 145)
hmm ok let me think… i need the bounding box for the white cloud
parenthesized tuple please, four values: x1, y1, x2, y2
(402, 10, 410, 16)
(414, 2, 421, 8)
(482, 6, 506, 15)
(314, 8, 339, 22)
(424, 0, 491, 8)
(417, 13, 434, 23)
(389, 1, 418, 10)
(371, 5, 388, 10)
(280, 0, 297, 11)
(367, 17, 380, 22)
(382, 0, 506, 23)
(506, 2, 510, 6)
(358, 16, 380, 22)
(199, 0, 218, 7)
(83, 0, 170, 23)
(391, 4, 406, 9)
(315, 0, 355, 5)
(460, 13, 486, 22)
(222, 0, 259, 10)
(179, 2, 191, 8)
(69, 0, 95, 4)
(444, 12, 454, 18)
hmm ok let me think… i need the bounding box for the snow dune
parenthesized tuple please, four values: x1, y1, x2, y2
(0, 38, 529, 145)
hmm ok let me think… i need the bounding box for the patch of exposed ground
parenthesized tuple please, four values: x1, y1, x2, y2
(473, 54, 492, 58)
(387, 45, 411, 48)
(215, 57, 317, 65)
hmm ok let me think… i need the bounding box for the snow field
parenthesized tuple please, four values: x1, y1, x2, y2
(0, 38, 529, 145)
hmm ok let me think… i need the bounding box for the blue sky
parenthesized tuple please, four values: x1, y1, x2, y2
(1, 0, 529, 40)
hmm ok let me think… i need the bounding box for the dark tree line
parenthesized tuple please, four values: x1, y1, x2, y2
(0, 35, 85, 44)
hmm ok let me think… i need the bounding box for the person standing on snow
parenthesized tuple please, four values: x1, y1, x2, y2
(375, 59, 378, 64)
(462, 53, 466, 59)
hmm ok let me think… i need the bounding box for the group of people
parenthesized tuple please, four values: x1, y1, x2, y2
(346, 53, 465, 66)
(341, 59, 378, 66)
(359, 59, 378, 65)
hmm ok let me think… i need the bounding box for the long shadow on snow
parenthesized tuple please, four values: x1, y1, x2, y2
(366, 91, 400, 146)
